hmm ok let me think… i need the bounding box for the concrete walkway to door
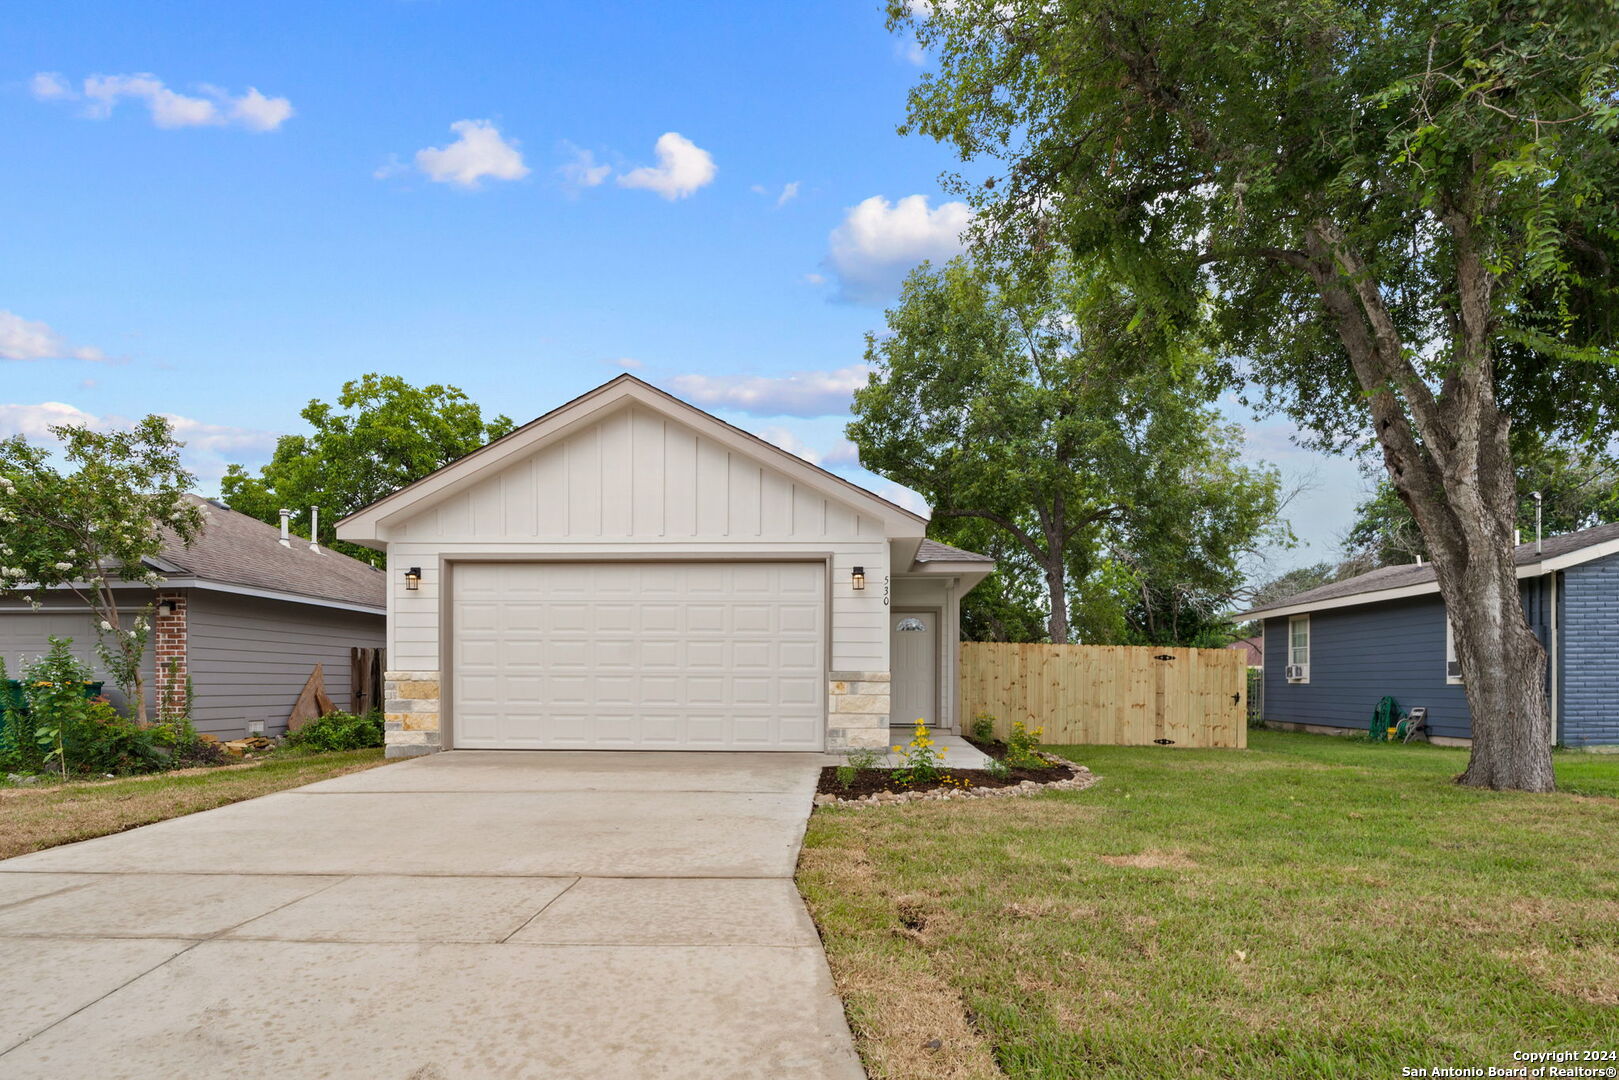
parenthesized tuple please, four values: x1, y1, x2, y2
(0, 751, 864, 1080)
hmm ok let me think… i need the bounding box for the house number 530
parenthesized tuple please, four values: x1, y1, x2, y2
(882, 575, 890, 606)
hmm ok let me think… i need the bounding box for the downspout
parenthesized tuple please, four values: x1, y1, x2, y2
(1548, 571, 1559, 747)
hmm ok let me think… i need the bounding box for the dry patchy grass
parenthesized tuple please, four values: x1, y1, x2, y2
(798, 730, 1619, 1079)
(0, 749, 390, 860)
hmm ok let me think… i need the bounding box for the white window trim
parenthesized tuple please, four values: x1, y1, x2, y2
(1287, 614, 1310, 683)
(1445, 613, 1464, 684)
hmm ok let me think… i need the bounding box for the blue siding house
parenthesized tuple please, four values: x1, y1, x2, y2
(1240, 522, 1619, 747)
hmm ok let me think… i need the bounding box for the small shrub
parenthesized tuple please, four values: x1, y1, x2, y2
(835, 763, 858, 789)
(284, 710, 384, 752)
(983, 756, 1012, 780)
(1006, 719, 1045, 768)
(845, 746, 883, 772)
(25, 638, 95, 780)
(891, 719, 947, 785)
(970, 713, 996, 743)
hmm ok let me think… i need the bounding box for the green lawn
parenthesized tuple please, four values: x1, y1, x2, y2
(797, 730, 1619, 1080)
(0, 749, 391, 861)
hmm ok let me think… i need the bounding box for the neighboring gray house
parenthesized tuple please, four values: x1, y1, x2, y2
(0, 496, 386, 738)
(1238, 522, 1619, 748)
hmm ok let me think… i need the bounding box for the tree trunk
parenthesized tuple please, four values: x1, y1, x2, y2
(1043, 557, 1069, 644)
(1299, 218, 1556, 791)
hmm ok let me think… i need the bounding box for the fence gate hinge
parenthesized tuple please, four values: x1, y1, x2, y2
(1153, 738, 1175, 745)
(1153, 653, 1175, 661)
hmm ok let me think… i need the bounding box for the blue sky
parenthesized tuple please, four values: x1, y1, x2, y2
(2, 0, 1363, 574)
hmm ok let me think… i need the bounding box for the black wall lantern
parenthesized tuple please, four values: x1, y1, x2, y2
(851, 566, 866, 591)
(404, 567, 422, 591)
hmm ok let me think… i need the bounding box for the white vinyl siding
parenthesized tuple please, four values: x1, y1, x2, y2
(1288, 615, 1311, 682)
(382, 404, 890, 674)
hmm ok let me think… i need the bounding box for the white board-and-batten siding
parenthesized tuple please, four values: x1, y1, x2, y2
(379, 405, 891, 674)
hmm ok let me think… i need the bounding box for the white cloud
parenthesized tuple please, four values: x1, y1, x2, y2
(825, 194, 973, 303)
(0, 310, 111, 363)
(414, 119, 530, 189)
(803, 272, 827, 285)
(29, 72, 74, 100)
(44, 73, 294, 131)
(228, 87, 295, 132)
(0, 402, 99, 439)
(776, 181, 800, 207)
(618, 132, 716, 200)
(0, 404, 277, 490)
(666, 365, 870, 418)
(822, 440, 862, 468)
(558, 144, 611, 190)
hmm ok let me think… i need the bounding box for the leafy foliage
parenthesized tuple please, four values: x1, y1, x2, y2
(850, 255, 1289, 645)
(222, 374, 515, 565)
(0, 417, 204, 723)
(284, 709, 385, 752)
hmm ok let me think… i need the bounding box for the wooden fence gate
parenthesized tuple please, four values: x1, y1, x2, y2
(958, 643, 1247, 748)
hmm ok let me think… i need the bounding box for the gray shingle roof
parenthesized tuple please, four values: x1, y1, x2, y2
(153, 496, 386, 610)
(914, 539, 995, 564)
(1240, 519, 1619, 618)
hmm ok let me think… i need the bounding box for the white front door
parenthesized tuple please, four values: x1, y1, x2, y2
(889, 609, 938, 732)
(451, 561, 826, 750)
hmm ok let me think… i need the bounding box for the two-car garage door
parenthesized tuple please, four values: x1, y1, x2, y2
(451, 562, 825, 750)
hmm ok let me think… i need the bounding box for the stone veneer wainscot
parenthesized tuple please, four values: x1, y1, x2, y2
(827, 671, 891, 751)
(384, 670, 441, 757)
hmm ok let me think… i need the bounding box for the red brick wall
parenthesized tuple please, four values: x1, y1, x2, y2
(153, 592, 188, 720)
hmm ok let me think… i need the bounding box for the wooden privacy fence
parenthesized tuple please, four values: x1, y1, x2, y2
(959, 643, 1247, 748)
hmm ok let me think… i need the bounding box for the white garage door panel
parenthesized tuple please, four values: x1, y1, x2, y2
(452, 562, 825, 750)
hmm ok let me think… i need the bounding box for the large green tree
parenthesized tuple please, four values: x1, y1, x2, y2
(849, 255, 1287, 645)
(895, 0, 1619, 789)
(222, 375, 515, 565)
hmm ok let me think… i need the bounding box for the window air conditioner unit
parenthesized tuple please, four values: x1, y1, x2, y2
(1285, 664, 1306, 680)
(1446, 660, 1462, 680)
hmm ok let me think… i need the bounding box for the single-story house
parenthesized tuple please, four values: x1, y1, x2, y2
(0, 495, 386, 738)
(336, 374, 995, 757)
(1237, 522, 1619, 748)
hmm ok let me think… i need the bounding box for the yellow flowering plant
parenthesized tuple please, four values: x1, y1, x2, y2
(892, 718, 947, 785)
(1006, 719, 1045, 768)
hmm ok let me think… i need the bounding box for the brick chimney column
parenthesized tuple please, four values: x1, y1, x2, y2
(153, 592, 188, 721)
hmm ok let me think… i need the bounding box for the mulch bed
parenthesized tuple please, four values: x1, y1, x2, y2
(815, 736, 1077, 797)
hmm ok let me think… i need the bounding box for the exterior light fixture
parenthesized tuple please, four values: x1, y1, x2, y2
(851, 566, 866, 591)
(156, 600, 176, 617)
(404, 567, 422, 591)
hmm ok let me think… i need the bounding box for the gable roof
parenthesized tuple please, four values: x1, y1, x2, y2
(1238, 520, 1619, 621)
(915, 539, 996, 564)
(150, 496, 386, 612)
(336, 374, 929, 543)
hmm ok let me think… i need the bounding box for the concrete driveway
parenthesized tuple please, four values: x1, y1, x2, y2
(0, 751, 863, 1079)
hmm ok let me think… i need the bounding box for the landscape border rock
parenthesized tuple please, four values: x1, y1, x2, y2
(813, 752, 1098, 808)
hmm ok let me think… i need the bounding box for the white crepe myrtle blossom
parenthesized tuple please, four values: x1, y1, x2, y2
(53, 562, 74, 571)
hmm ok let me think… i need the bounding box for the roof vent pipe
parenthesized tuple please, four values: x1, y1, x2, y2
(1415, 554, 1422, 566)
(309, 507, 321, 554)
(1533, 491, 1543, 554)
(278, 508, 292, 547)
